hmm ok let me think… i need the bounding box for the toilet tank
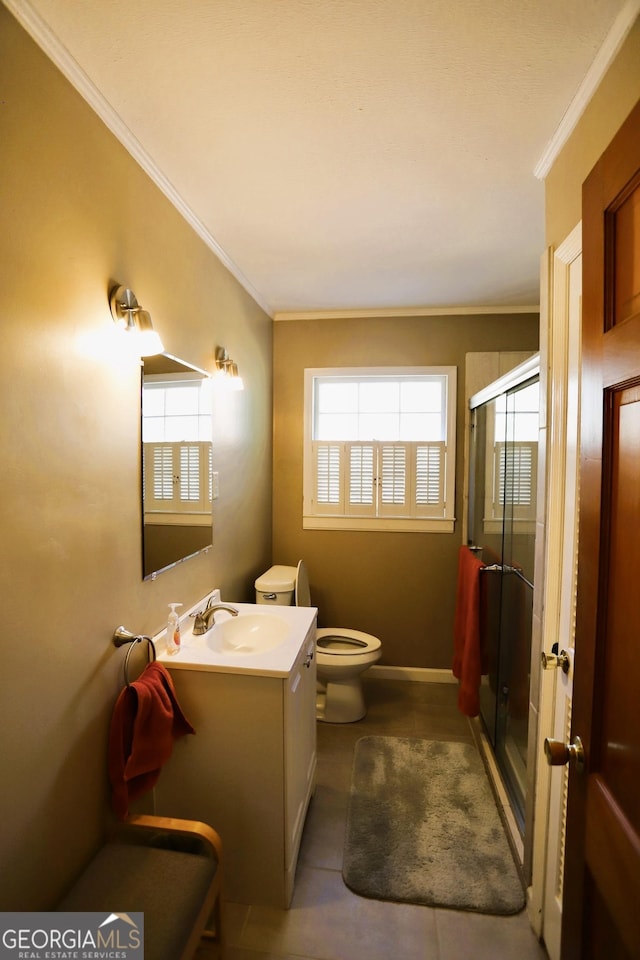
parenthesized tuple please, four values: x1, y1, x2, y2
(255, 565, 298, 605)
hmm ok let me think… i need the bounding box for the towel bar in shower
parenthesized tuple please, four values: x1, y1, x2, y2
(480, 563, 534, 591)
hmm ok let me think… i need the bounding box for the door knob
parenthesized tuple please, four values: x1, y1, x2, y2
(541, 649, 570, 673)
(544, 735, 585, 773)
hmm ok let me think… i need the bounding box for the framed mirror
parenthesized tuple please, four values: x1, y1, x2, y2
(141, 353, 213, 580)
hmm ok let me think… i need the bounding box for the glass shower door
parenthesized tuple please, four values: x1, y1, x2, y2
(495, 378, 538, 825)
(468, 361, 539, 831)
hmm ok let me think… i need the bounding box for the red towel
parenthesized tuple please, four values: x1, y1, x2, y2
(452, 545, 485, 717)
(108, 661, 195, 819)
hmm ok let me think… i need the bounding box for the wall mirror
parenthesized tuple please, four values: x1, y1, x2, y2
(141, 353, 213, 580)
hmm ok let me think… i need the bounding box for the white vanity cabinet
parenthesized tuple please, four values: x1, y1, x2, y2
(154, 618, 317, 908)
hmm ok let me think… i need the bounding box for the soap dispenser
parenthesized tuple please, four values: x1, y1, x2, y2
(166, 603, 183, 655)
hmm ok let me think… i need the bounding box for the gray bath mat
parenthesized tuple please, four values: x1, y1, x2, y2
(343, 736, 525, 914)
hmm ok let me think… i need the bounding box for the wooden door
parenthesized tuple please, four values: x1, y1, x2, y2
(562, 99, 640, 959)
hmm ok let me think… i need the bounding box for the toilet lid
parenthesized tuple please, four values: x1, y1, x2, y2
(295, 559, 311, 607)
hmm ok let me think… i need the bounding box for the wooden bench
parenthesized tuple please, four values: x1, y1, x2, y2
(57, 814, 222, 960)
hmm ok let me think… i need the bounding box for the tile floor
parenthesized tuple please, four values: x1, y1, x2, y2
(196, 678, 548, 960)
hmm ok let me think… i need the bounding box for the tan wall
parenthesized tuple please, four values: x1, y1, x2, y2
(0, 10, 272, 909)
(545, 17, 640, 248)
(273, 314, 538, 668)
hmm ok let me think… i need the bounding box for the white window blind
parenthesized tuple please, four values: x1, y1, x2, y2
(144, 441, 212, 515)
(381, 445, 406, 505)
(348, 444, 376, 513)
(311, 440, 448, 520)
(313, 443, 343, 513)
(494, 441, 537, 520)
(416, 443, 444, 507)
(179, 445, 202, 502)
(152, 446, 174, 501)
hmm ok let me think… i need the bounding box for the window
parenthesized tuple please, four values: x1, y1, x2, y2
(483, 379, 539, 532)
(142, 378, 212, 443)
(303, 367, 456, 532)
(142, 377, 213, 524)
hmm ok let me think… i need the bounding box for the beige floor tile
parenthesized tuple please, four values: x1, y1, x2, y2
(194, 900, 251, 959)
(364, 678, 457, 707)
(314, 753, 354, 792)
(220, 902, 251, 949)
(298, 782, 348, 871)
(411, 702, 475, 742)
(435, 908, 548, 960)
(237, 865, 439, 960)
(316, 721, 368, 763)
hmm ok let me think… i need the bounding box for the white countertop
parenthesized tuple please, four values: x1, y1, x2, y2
(156, 600, 318, 678)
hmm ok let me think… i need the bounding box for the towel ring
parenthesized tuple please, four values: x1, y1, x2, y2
(113, 626, 157, 687)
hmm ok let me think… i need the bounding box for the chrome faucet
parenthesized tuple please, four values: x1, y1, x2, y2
(191, 599, 239, 635)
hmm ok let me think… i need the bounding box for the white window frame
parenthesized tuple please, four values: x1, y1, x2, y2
(303, 366, 456, 532)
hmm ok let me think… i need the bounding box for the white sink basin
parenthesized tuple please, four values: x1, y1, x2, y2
(206, 613, 290, 655)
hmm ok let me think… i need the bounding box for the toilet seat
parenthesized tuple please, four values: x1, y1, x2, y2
(316, 628, 381, 655)
(315, 626, 382, 722)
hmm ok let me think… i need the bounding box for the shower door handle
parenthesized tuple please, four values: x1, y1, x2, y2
(544, 735, 585, 774)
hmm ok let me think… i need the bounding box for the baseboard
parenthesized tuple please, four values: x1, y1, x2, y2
(368, 665, 457, 684)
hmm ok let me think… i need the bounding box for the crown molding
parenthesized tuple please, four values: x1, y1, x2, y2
(4, 0, 274, 317)
(534, 0, 640, 180)
(274, 305, 539, 322)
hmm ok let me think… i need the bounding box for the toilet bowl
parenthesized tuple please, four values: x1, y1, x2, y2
(255, 561, 382, 723)
(315, 628, 382, 722)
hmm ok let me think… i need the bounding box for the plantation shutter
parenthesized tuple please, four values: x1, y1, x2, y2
(311, 441, 449, 519)
(179, 445, 202, 502)
(347, 443, 376, 515)
(144, 442, 210, 514)
(379, 442, 447, 519)
(152, 445, 174, 502)
(494, 441, 537, 519)
(414, 442, 446, 517)
(378, 444, 408, 516)
(312, 442, 344, 514)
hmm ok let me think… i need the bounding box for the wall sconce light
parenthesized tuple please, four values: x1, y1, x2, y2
(215, 346, 244, 390)
(109, 285, 164, 357)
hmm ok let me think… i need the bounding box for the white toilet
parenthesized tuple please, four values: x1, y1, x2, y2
(255, 561, 382, 723)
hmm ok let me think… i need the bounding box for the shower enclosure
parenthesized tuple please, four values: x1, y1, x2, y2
(467, 355, 539, 831)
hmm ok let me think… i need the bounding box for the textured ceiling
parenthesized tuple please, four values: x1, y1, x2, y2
(13, 0, 633, 315)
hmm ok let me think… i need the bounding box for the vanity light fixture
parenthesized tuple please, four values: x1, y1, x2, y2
(109, 285, 164, 357)
(215, 346, 244, 390)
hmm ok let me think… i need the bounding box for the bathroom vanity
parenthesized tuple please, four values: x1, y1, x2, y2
(154, 600, 318, 908)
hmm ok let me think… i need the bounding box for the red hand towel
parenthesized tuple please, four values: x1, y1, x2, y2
(108, 661, 195, 819)
(452, 545, 485, 717)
